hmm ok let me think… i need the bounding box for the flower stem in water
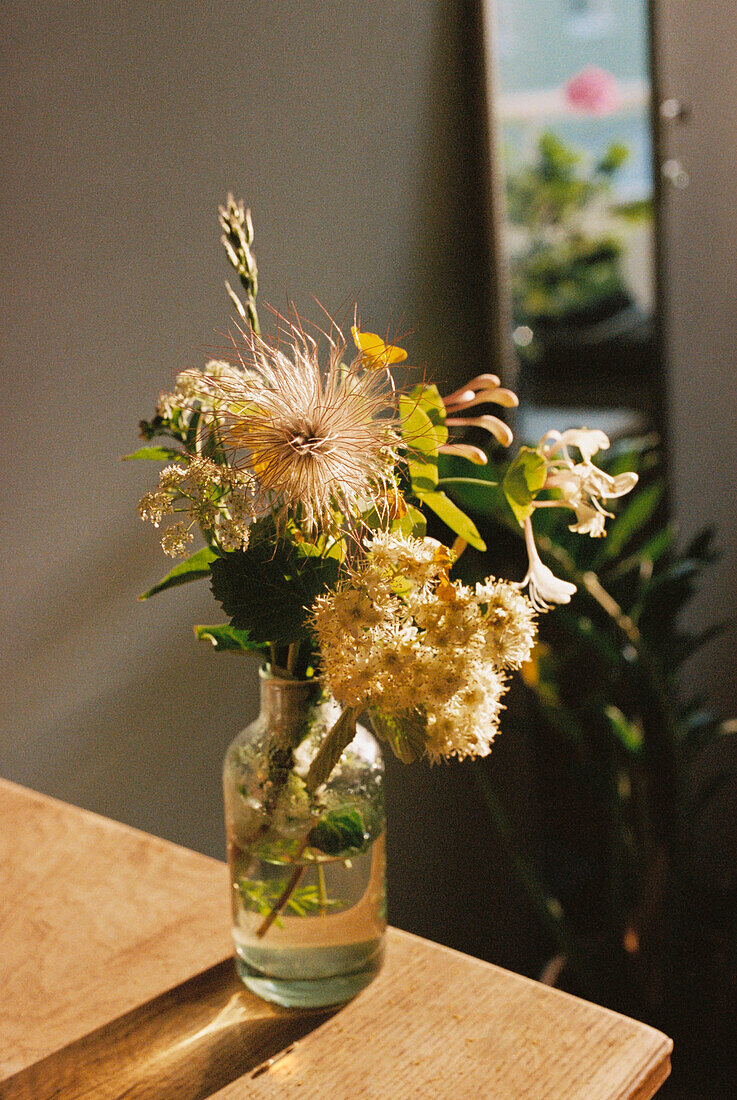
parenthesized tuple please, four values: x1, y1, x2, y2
(255, 835, 310, 939)
(317, 862, 328, 916)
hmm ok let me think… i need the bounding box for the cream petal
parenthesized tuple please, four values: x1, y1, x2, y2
(442, 374, 502, 406)
(522, 517, 577, 609)
(446, 415, 514, 447)
(445, 387, 519, 412)
(609, 471, 639, 497)
(528, 563, 578, 610)
(569, 503, 607, 537)
(438, 443, 489, 464)
(542, 428, 610, 462)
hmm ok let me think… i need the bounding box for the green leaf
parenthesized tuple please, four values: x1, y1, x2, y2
(597, 141, 630, 176)
(596, 480, 664, 563)
(604, 706, 643, 756)
(210, 533, 340, 645)
(305, 707, 358, 793)
(502, 447, 547, 526)
(406, 383, 449, 448)
(396, 505, 427, 538)
(139, 546, 217, 600)
(408, 453, 439, 493)
(369, 709, 427, 764)
(294, 533, 346, 562)
(637, 525, 675, 565)
(417, 490, 486, 551)
(194, 624, 267, 654)
(123, 446, 185, 462)
(399, 396, 440, 456)
(308, 808, 367, 856)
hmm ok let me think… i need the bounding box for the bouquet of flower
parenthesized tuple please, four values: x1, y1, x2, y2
(134, 196, 636, 759)
(129, 198, 637, 996)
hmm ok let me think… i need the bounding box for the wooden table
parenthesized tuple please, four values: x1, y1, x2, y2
(0, 778, 672, 1098)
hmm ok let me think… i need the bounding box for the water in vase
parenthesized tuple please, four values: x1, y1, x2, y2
(229, 831, 386, 1008)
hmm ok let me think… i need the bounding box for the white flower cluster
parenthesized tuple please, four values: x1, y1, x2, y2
(312, 532, 537, 762)
(138, 456, 255, 556)
(157, 359, 246, 425)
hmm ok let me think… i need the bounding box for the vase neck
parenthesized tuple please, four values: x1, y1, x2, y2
(258, 669, 319, 746)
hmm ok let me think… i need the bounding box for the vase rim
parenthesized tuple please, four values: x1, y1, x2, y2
(259, 664, 318, 688)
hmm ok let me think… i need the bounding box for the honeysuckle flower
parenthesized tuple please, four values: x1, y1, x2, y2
(435, 443, 489, 464)
(540, 428, 609, 464)
(351, 326, 408, 369)
(442, 374, 519, 414)
(537, 428, 639, 538)
(520, 517, 577, 612)
(440, 373, 519, 455)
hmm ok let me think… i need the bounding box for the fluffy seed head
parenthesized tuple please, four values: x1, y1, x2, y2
(200, 317, 401, 532)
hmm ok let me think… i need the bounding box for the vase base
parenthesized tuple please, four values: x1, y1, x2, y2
(235, 943, 384, 1008)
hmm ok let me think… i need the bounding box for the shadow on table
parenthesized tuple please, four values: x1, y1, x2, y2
(2, 959, 336, 1100)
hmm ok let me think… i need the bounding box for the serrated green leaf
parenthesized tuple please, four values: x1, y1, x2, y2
(210, 536, 340, 645)
(194, 624, 267, 653)
(139, 546, 217, 600)
(502, 447, 547, 526)
(417, 490, 486, 551)
(308, 808, 367, 856)
(123, 446, 185, 462)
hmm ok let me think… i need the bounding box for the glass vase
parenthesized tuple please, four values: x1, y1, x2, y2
(223, 668, 386, 1008)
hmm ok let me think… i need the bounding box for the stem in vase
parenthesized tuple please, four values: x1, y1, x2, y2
(317, 862, 328, 917)
(254, 704, 360, 938)
(255, 835, 310, 939)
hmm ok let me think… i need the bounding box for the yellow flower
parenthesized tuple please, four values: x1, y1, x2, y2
(351, 326, 407, 368)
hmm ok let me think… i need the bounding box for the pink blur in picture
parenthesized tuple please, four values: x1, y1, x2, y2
(564, 66, 621, 114)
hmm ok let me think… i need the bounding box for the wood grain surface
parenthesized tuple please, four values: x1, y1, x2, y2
(0, 779, 671, 1099)
(213, 929, 672, 1100)
(0, 777, 231, 1079)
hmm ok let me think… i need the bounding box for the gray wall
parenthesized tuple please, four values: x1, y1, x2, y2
(3, 0, 532, 962)
(655, 3, 737, 719)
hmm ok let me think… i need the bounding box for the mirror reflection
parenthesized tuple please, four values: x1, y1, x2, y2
(491, 0, 658, 426)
